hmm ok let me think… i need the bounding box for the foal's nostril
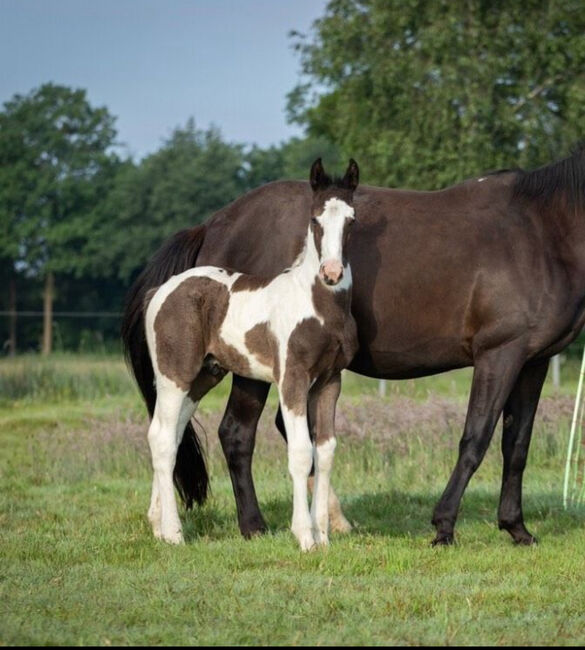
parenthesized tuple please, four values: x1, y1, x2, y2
(321, 264, 343, 285)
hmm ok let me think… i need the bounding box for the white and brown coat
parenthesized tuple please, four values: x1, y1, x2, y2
(144, 159, 359, 549)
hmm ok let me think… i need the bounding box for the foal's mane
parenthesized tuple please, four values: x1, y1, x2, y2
(512, 142, 585, 210)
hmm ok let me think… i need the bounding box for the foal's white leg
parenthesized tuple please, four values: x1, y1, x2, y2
(308, 372, 349, 544)
(306, 477, 352, 535)
(279, 400, 315, 551)
(148, 392, 198, 540)
(311, 437, 337, 546)
(148, 469, 162, 540)
(148, 379, 193, 544)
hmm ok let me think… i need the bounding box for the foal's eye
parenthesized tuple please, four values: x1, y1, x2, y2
(311, 217, 318, 225)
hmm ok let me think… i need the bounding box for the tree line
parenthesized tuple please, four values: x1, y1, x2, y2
(0, 84, 341, 354)
(2, 1, 584, 354)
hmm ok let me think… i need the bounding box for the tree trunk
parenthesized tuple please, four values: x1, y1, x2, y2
(42, 271, 54, 355)
(8, 273, 16, 356)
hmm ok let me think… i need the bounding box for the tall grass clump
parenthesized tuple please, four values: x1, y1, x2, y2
(0, 353, 136, 403)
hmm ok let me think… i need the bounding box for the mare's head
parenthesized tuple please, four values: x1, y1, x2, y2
(309, 157, 359, 287)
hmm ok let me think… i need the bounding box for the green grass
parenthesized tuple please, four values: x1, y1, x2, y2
(1, 354, 585, 645)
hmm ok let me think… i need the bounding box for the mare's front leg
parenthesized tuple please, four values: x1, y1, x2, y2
(498, 358, 549, 544)
(148, 379, 196, 544)
(431, 343, 527, 546)
(218, 374, 271, 538)
(308, 372, 343, 546)
(278, 372, 314, 551)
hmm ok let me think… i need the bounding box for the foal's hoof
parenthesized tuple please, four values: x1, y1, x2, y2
(160, 529, 184, 545)
(294, 530, 316, 552)
(330, 513, 352, 534)
(313, 529, 330, 548)
(431, 533, 455, 547)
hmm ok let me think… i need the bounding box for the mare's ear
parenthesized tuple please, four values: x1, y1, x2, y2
(342, 158, 359, 192)
(310, 158, 331, 191)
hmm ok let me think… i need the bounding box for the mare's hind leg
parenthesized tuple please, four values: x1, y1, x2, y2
(498, 358, 549, 545)
(431, 344, 527, 546)
(276, 406, 351, 534)
(308, 372, 343, 546)
(218, 375, 271, 538)
(148, 379, 196, 544)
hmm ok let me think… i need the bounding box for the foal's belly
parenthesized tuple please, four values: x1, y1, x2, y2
(209, 337, 276, 385)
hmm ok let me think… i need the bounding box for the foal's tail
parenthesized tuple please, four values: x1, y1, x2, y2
(121, 226, 209, 508)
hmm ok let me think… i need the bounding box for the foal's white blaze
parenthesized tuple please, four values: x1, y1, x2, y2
(316, 197, 354, 288)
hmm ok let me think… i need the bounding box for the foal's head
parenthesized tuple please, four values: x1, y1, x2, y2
(309, 158, 359, 287)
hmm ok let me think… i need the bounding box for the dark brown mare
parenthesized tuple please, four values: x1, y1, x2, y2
(123, 145, 585, 546)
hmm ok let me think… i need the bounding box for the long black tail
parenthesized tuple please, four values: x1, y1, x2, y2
(121, 226, 209, 508)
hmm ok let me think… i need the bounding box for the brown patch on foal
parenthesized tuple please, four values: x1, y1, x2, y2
(154, 276, 250, 391)
(310, 220, 324, 259)
(245, 322, 280, 382)
(280, 281, 357, 415)
(281, 317, 332, 415)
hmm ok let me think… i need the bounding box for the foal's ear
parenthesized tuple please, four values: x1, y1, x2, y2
(342, 158, 359, 192)
(310, 157, 331, 191)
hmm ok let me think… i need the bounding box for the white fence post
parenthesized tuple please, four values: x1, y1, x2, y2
(378, 379, 386, 397)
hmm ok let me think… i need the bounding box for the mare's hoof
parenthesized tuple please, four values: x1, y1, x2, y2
(514, 535, 538, 546)
(499, 522, 538, 546)
(241, 522, 268, 539)
(513, 532, 538, 546)
(431, 533, 455, 547)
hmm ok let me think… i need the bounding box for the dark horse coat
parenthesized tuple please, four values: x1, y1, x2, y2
(123, 146, 585, 545)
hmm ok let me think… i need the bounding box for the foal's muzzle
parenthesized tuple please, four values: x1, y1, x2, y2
(319, 260, 344, 286)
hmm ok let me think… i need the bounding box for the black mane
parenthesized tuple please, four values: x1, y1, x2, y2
(512, 142, 585, 209)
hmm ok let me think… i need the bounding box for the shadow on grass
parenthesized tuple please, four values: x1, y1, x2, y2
(182, 489, 585, 544)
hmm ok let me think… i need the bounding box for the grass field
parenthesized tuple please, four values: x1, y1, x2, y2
(1, 353, 585, 645)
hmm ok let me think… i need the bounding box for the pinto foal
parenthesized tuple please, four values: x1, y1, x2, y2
(144, 158, 359, 550)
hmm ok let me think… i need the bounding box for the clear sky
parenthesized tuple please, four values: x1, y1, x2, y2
(0, 0, 328, 160)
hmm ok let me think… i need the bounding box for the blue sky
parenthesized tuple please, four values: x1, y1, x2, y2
(0, 0, 328, 160)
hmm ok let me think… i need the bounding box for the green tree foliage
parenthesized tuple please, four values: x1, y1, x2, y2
(287, 0, 585, 188)
(91, 119, 248, 281)
(245, 135, 342, 188)
(0, 83, 120, 352)
(0, 83, 119, 277)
